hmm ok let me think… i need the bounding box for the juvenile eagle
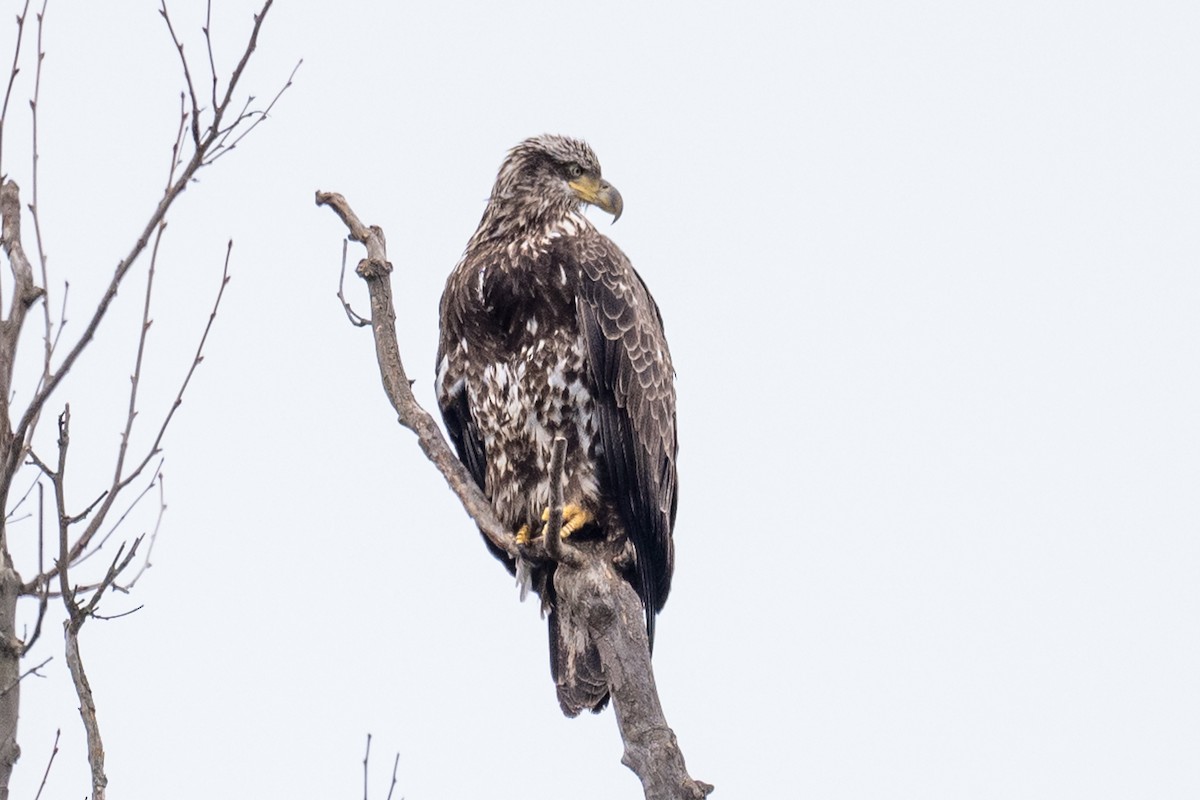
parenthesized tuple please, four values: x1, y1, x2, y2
(435, 134, 677, 716)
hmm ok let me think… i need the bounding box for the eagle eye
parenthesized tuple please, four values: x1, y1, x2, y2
(566, 163, 584, 179)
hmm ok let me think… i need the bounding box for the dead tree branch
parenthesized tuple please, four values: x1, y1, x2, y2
(0, 4, 287, 798)
(317, 191, 711, 800)
(315, 191, 517, 559)
(31, 727, 57, 800)
(0, 1, 288, 511)
(0, 655, 48, 699)
(362, 734, 401, 800)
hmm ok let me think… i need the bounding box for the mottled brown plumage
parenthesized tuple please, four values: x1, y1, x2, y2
(435, 135, 677, 716)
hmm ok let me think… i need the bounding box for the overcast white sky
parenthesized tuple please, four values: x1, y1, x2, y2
(4, 1, 1198, 798)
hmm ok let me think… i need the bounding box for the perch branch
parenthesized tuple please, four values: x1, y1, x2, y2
(318, 191, 711, 800)
(539, 436, 581, 567)
(315, 190, 517, 559)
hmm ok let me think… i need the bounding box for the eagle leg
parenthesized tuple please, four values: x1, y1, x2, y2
(541, 503, 593, 539)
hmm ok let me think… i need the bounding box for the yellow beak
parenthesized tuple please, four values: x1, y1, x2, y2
(569, 175, 623, 221)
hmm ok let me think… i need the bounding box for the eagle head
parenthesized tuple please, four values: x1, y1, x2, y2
(485, 134, 623, 230)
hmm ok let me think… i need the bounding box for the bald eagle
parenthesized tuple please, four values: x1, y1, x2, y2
(435, 135, 678, 716)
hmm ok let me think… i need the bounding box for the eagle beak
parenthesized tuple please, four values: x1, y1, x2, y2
(569, 176, 623, 222)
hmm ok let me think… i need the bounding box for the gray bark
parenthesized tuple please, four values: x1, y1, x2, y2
(0, 555, 20, 800)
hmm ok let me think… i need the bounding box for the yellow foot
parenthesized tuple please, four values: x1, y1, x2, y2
(541, 504, 593, 539)
(515, 523, 533, 545)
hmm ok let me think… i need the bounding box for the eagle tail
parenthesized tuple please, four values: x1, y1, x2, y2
(548, 605, 609, 717)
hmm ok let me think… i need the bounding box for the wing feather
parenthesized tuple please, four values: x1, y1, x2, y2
(575, 236, 677, 647)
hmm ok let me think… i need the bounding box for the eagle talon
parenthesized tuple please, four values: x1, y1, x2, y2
(541, 504, 593, 539)
(515, 523, 533, 545)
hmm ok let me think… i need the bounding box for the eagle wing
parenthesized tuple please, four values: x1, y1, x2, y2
(574, 235, 677, 647)
(435, 285, 489, 498)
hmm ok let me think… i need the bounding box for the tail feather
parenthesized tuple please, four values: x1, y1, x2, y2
(548, 606, 609, 716)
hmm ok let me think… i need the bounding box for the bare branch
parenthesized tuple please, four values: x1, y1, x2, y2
(3, 471, 37, 521)
(63, 623, 105, 800)
(0, 178, 47, 553)
(52, 406, 71, 607)
(72, 462, 158, 572)
(205, 58, 301, 166)
(362, 733, 371, 800)
(78, 536, 142, 621)
(209, 0, 274, 136)
(316, 190, 518, 559)
(110, 218, 168, 503)
(159, 0, 201, 148)
(29, 0, 52, 455)
(31, 240, 229, 585)
(0, 654, 49, 699)
(90, 604, 142, 622)
(20, 482, 48, 651)
(337, 239, 369, 327)
(0, 1, 279, 510)
(541, 436, 581, 567)
(385, 753, 400, 800)
(202, 0, 217, 113)
(32, 727, 59, 800)
(0, 8, 282, 800)
(109, 468, 165, 593)
(0, 0, 33, 178)
(362, 734, 402, 800)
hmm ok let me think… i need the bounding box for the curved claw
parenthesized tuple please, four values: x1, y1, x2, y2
(541, 504, 593, 539)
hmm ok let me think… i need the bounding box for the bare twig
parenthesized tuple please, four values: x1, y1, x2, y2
(52, 407, 71, 605)
(79, 537, 142, 620)
(385, 753, 400, 800)
(31, 241, 230, 588)
(29, 0, 53, 455)
(111, 470, 166, 593)
(32, 728, 59, 800)
(0, 0, 33, 178)
(0, 7, 283, 800)
(0, 655, 49, 699)
(362, 733, 371, 800)
(319, 192, 710, 800)
(159, 1, 201, 148)
(202, 0, 218, 113)
(0, 1, 280, 511)
(206, 58, 301, 165)
(112, 217, 167, 501)
(362, 734, 402, 800)
(338, 239, 369, 327)
(91, 604, 142, 622)
(3, 472, 37, 522)
(21, 482, 48, 650)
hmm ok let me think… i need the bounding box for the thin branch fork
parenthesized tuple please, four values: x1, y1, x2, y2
(361, 734, 400, 800)
(0, 0, 285, 513)
(317, 191, 711, 800)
